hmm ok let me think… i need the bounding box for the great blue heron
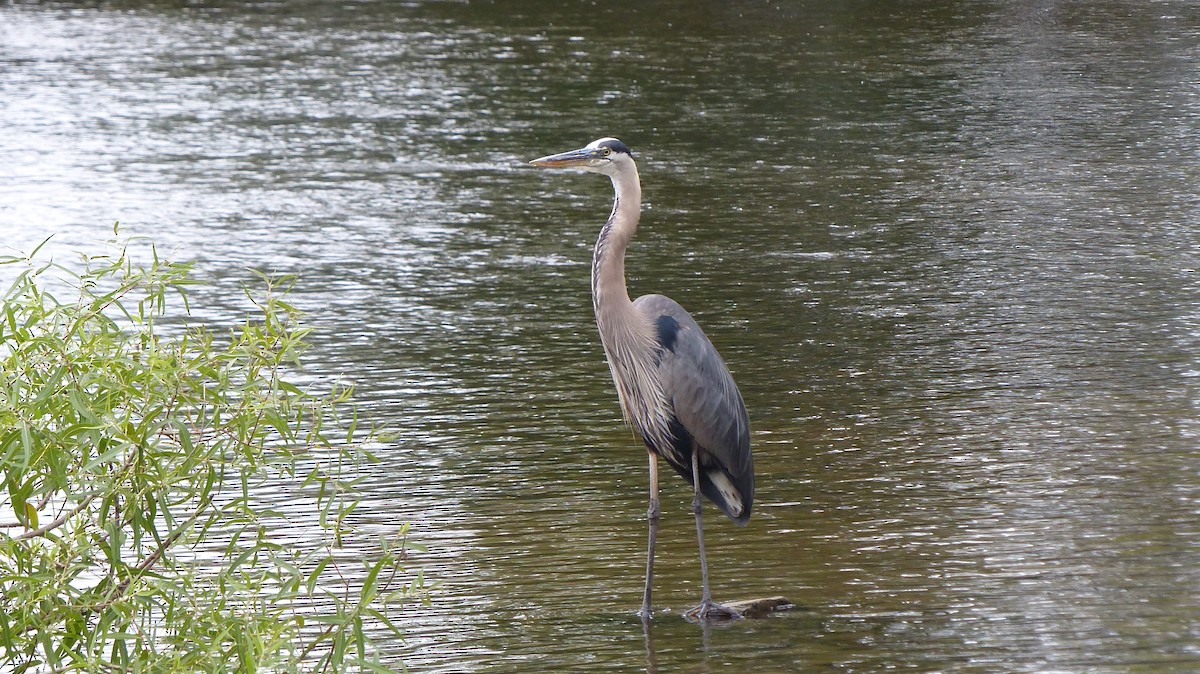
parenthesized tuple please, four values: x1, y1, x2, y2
(529, 138, 753, 622)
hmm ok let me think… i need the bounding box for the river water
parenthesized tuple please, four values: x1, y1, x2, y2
(3, 1, 1199, 671)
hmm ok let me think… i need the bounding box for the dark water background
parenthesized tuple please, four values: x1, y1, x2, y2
(2, 1, 1198, 671)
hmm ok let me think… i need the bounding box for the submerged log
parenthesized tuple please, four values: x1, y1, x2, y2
(725, 596, 793, 619)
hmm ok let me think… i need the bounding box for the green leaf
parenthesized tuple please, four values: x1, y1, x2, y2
(360, 557, 387, 605)
(306, 557, 331, 596)
(23, 500, 38, 530)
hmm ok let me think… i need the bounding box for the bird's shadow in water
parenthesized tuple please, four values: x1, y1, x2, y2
(640, 610, 744, 674)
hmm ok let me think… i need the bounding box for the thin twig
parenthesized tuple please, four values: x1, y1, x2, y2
(8, 451, 139, 542)
(10, 492, 98, 541)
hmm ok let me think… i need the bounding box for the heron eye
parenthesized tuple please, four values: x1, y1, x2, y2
(602, 147, 613, 157)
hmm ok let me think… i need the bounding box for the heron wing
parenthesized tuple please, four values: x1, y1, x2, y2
(633, 294, 753, 524)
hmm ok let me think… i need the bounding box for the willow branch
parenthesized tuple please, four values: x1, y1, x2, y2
(10, 492, 99, 541)
(8, 450, 139, 542)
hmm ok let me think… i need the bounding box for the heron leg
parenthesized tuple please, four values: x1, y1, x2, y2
(639, 452, 660, 620)
(684, 449, 742, 623)
(691, 450, 714, 606)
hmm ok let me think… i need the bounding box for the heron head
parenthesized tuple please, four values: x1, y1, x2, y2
(528, 137, 634, 176)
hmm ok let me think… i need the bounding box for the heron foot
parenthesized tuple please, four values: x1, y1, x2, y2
(684, 600, 743, 623)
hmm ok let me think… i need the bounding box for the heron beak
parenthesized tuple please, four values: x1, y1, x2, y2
(528, 147, 603, 169)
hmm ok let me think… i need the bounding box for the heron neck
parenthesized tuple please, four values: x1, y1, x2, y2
(592, 165, 642, 322)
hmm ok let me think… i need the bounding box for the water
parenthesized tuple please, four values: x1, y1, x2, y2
(3, 1, 1199, 671)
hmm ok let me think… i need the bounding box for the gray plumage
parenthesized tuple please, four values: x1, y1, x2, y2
(634, 293, 752, 525)
(530, 137, 753, 622)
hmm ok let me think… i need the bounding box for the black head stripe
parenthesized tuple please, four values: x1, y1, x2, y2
(598, 138, 633, 157)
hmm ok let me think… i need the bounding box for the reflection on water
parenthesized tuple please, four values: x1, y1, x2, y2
(2, 1, 1198, 671)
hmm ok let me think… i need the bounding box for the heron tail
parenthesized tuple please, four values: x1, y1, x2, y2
(702, 467, 753, 526)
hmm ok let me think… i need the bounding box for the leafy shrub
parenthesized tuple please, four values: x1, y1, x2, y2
(0, 236, 422, 673)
